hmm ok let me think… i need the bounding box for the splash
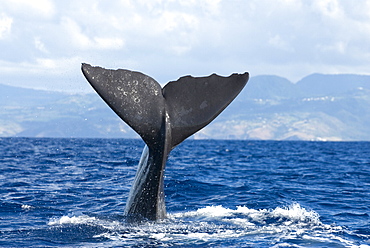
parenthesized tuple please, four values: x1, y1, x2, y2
(44, 203, 363, 247)
(48, 215, 97, 225)
(173, 203, 322, 225)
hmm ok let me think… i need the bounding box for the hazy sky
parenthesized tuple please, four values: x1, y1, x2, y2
(1, 0, 370, 92)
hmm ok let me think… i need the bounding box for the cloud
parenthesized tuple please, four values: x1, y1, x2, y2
(34, 37, 49, 53)
(1, 0, 55, 19)
(0, 13, 12, 39)
(59, 17, 124, 50)
(0, 0, 370, 92)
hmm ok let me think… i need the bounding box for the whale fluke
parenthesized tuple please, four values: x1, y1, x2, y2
(81, 63, 249, 221)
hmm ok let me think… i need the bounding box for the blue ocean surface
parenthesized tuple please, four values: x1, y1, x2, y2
(0, 138, 369, 247)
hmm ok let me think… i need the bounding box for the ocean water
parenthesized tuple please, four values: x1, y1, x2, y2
(0, 138, 369, 247)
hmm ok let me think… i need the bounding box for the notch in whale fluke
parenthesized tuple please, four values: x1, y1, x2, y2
(81, 63, 249, 221)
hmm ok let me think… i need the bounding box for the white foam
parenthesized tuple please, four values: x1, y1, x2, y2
(271, 203, 320, 224)
(48, 215, 97, 225)
(21, 204, 33, 210)
(150, 233, 171, 241)
(47, 204, 364, 247)
(301, 233, 370, 248)
(171, 203, 321, 226)
(195, 205, 233, 217)
(168, 203, 351, 245)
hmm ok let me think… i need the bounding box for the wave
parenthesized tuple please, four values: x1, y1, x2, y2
(46, 203, 367, 247)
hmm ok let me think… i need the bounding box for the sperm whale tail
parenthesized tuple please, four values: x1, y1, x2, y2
(81, 63, 249, 220)
(81, 63, 248, 149)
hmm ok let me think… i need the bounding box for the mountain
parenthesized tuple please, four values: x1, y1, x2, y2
(296, 74, 370, 97)
(0, 84, 138, 138)
(1, 73, 370, 141)
(195, 74, 370, 141)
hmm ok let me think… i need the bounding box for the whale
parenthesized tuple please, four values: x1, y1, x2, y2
(81, 63, 249, 221)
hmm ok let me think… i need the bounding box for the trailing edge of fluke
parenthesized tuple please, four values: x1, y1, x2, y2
(81, 63, 249, 221)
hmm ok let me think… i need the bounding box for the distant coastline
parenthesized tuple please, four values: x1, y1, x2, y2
(1, 73, 370, 141)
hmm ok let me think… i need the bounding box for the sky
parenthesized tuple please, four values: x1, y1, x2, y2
(1, 0, 370, 92)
